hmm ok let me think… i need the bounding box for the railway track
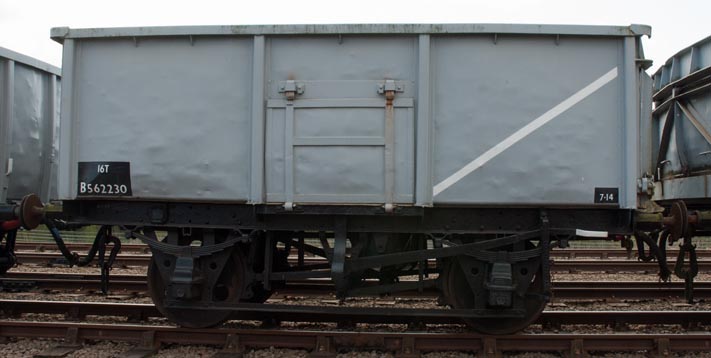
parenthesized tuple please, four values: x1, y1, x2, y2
(13, 241, 711, 259)
(0, 320, 708, 358)
(1, 272, 709, 300)
(13, 242, 151, 254)
(15, 252, 152, 267)
(12, 250, 711, 273)
(1, 299, 710, 328)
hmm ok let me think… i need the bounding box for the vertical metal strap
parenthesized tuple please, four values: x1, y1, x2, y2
(58, 39, 76, 199)
(415, 34, 433, 206)
(622, 37, 639, 209)
(656, 106, 676, 180)
(673, 102, 689, 171)
(249, 36, 266, 204)
(284, 100, 295, 210)
(384, 90, 396, 211)
(0, 59, 14, 203)
(689, 46, 701, 73)
(39, 74, 57, 203)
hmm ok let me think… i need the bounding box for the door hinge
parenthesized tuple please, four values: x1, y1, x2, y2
(377, 80, 404, 99)
(278, 80, 305, 100)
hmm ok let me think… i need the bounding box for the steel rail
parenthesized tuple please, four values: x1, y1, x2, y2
(1, 299, 710, 328)
(13, 242, 150, 253)
(550, 248, 711, 259)
(550, 260, 711, 273)
(13, 241, 711, 259)
(12, 251, 711, 274)
(1, 272, 710, 300)
(15, 252, 151, 266)
(0, 272, 147, 292)
(0, 320, 709, 358)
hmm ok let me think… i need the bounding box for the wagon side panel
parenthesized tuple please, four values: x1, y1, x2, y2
(61, 37, 254, 201)
(431, 35, 633, 208)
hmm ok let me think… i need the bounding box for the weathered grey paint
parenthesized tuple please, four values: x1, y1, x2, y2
(51, 24, 651, 40)
(0, 47, 60, 75)
(430, 36, 634, 207)
(55, 24, 649, 208)
(249, 36, 266, 204)
(651, 35, 711, 202)
(263, 36, 417, 204)
(0, 47, 61, 204)
(623, 37, 640, 209)
(415, 35, 433, 206)
(62, 37, 254, 201)
(653, 34, 711, 91)
(653, 175, 711, 202)
(638, 71, 654, 178)
(0, 59, 13, 203)
(57, 40, 75, 202)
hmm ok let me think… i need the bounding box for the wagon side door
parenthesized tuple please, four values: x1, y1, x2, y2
(264, 36, 416, 207)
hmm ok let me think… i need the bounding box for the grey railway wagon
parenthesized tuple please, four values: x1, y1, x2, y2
(0, 47, 61, 204)
(52, 24, 651, 210)
(52, 24, 711, 335)
(651, 35, 711, 204)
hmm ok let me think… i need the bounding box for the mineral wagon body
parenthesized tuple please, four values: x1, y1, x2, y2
(650, 35, 711, 206)
(0, 48, 60, 273)
(52, 24, 651, 209)
(49, 23, 677, 333)
(0, 47, 60, 205)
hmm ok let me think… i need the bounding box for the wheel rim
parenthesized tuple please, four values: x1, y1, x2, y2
(443, 256, 547, 334)
(148, 248, 245, 328)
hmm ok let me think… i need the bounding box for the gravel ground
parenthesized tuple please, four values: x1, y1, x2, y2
(2, 312, 172, 326)
(242, 348, 308, 358)
(6, 289, 702, 316)
(546, 299, 711, 311)
(152, 344, 219, 357)
(2, 340, 711, 358)
(0, 291, 153, 304)
(11, 263, 148, 275)
(0, 338, 57, 357)
(523, 323, 711, 334)
(552, 272, 711, 282)
(67, 341, 132, 358)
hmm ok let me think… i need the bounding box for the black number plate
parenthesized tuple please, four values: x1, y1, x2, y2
(594, 187, 618, 204)
(77, 162, 132, 197)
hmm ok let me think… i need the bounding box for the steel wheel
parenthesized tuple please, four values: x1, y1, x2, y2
(148, 248, 245, 328)
(442, 256, 547, 334)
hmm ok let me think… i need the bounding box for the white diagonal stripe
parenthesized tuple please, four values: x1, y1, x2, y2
(433, 67, 618, 197)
